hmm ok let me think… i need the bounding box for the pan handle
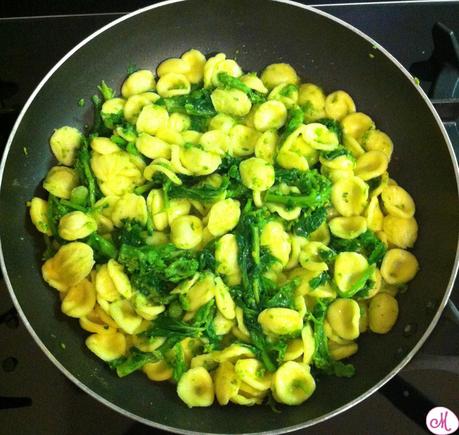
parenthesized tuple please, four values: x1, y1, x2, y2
(378, 300, 459, 429)
(379, 375, 436, 432)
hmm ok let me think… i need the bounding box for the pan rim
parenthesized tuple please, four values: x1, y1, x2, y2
(0, 0, 458, 434)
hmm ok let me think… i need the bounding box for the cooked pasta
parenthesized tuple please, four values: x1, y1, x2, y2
(30, 49, 419, 409)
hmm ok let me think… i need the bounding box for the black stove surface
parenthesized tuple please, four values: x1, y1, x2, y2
(1, 2, 458, 435)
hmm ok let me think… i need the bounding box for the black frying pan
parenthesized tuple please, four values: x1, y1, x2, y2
(1, 1, 458, 433)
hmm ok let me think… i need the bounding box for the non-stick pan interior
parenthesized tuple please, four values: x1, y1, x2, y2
(1, 0, 458, 433)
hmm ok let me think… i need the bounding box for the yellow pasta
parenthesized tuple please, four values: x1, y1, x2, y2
(121, 69, 155, 97)
(329, 216, 368, 239)
(325, 90, 356, 120)
(362, 129, 393, 159)
(271, 361, 315, 405)
(49, 126, 82, 166)
(382, 215, 418, 248)
(380, 249, 419, 285)
(341, 112, 374, 142)
(214, 361, 239, 405)
(58, 211, 97, 241)
(42, 242, 94, 292)
(61, 279, 96, 318)
(170, 215, 203, 249)
(381, 185, 415, 218)
(32, 49, 421, 410)
(258, 308, 303, 336)
(86, 332, 126, 361)
(29, 197, 52, 235)
(326, 299, 360, 340)
(331, 176, 369, 216)
(298, 83, 326, 122)
(254, 100, 287, 131)
(43, 166, 79, 199)
(368, 293, 399, 334)
(261, 63, 299, 90)
(177, 367, 214, 408)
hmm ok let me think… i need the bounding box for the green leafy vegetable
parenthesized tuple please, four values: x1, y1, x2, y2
(127, 64, 139, 75)
(158, 88, 216, 117)
(316, 118, 343, 144)
(171, 343, 187, 382)
(291, 207, 328, 237)
(98, 80, 116, 101)
(279, 84, 298, 98)
(142, 300, 220, 351)
(110, 347, 158, 378)
(74, 137, 98, 206)
(46, 194, 72, 238)
(338, 265, 375, 298)
(86, 233, 118, 261)
(217, 72, 266, 104)
(367, 176, 382, 192)
(263, 279, 298, 309)
(265, 169, 332, 210)
(309, 300, 355, 377)
(282, 106, 304, 139)
(321, 146, 354, 161)
(112, 220, 146, 247)
(309, 271, 330, 290)
(329, 230, 387, 265)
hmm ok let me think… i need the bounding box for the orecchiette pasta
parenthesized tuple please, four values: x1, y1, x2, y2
(324, 90, 356, 120)
(261, 63, 299, 90)
(43, 166, 79, 199)
(29, 197, 52, 235)
(49, 126, 82, 166)
(32, 49, 420, 410)
(121, 69, 155, 98)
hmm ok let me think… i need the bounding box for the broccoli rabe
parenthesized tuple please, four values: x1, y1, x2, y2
(142, 300, 220, 349)
(74, 137, 98, 206)
(165, 173, 248, 203)
(111, 301, 220, 377)
(110, 347, 158, 378)
(291, 207, 328, 238)
(329, 230, 387, 265)
(118, 243, 199, 283)
(97, 80, 116, 101)
(86, 233, 118, 261)
(281, 106, 304, 139)
(157, 88, 216, 117)
(46, 194, 72, 238)
(320, 146, 354, 161)
(309, 271, 331, 290)
(217, 72, 267, 104)
(309, 300, 355, 377)
(229, 204, 302, 372)
(316, 118, 343, 144)
(265, 169, 332, 210)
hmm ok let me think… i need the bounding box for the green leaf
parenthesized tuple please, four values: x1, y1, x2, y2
(97, 80, 116, 101)
(338, 265, 375, 298)
(310, 300, 355, 377)
(309, 272, 330, 290)
(171, 343, 187, 382)
(110, 347, 158, 377)
(321, 146, 354, 161)
(329, 230, 387, 265)
(316, 118, 343, 144)
(291, 207, 328, 238)
(217, 72, 267, 104)
(74, 137, 98, 206)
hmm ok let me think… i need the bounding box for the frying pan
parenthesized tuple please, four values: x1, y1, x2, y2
(1, 0, 458, 433)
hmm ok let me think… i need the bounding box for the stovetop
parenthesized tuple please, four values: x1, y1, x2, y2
(1, 2, 458, 435)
